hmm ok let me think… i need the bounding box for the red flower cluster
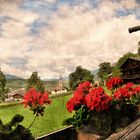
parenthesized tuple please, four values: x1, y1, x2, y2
(78, 81, 91, 93)
(66, 81, 91, 112)
(106, 77, 123, 90)
(113, 82, 140, 100)
(133, 86, 140, 94)
(85, 87, 112, 111)
(66, 77, 140, 130)
(22, 88, 51, 115)
(66, 81, 112, 112)
(114, 87, 131, 100)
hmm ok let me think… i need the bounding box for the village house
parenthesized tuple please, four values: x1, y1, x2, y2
(6, 88, 25, 102)
(49, 76, 68, 95)
(120, 57, 140, 84)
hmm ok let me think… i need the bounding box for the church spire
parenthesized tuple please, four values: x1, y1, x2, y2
(59, 75, 63, 89)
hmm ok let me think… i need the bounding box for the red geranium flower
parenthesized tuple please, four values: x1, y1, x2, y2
(66, 81, 92, 112)
(22, 88, 51, 116)
(78, 81, 92, 93)
(125, 82, 135, 89)
(113, 87, 130, 100)
(85, 87, 112, 111)
(106, 77, 123, 90)
(66, 97, 75, 113)
(66, 81, 112, 113)
(133, 85, 140, 94)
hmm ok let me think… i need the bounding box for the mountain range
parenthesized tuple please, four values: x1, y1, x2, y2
(5, 74, 24, 80)
(4, 69, 99, 81)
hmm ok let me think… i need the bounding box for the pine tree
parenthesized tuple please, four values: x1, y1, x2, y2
(26, 72, 45, 93)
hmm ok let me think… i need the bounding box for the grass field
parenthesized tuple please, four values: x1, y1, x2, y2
(6, 79, 26, 89)
(0, 94, 73, 138)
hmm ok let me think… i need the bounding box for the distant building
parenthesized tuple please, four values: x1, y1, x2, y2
(50, 76, 68, 94)
(13, 93, 23, 100)
(120, 57, 140, 84)
(13, 88, 25, 101)
(6, 88, 25, 102)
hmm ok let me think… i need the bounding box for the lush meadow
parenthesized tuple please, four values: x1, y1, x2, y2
(0, 94, 73, 137)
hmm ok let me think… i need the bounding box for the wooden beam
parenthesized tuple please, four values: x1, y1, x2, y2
(107, 118, 140, 140)
(128, 26, 140, 33)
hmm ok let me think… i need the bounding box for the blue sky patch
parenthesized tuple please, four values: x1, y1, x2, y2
(20, 0, 57, 15)
(7, 57, 28, 68)
(28, 18, 48, 36)
(0, 16, 13, 37)
(116, 9, 131, 17)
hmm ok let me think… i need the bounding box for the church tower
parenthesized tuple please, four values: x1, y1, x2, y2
(58, 75, 63, 89)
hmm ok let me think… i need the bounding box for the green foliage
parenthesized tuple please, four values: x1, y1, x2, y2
(97, 62, 112, 82)
(6, 79, 26, 89)
(27, 72, 45, 93)
(102, 72, 109, 81)
(0, 114, 34, 140)
(63, 106, 89, 129)
(112, 66, 122, 77)
(27, 72, 38, 89)
(138, 47, 140, 56)
(0, 71, 6, 90)
(35, 79, 45, 93)
(69, 66, 94, 90)
(31, 106, 45, 117)
(117, 52, 138, 67)
(10, 114, 24, 126)
(131, 93, 140, 105)
(0, 70, 8, 102)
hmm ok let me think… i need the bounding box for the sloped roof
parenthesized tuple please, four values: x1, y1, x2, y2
(129, 57, 140, 61)
(120, 57, 140, 68)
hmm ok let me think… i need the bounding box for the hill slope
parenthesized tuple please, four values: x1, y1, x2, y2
(5, 74, 24, 80)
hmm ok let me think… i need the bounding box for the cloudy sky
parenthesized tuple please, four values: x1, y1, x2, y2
(0, 0, 140, 79)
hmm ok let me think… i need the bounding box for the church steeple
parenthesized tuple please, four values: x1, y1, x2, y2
(58, 75, 63, 89)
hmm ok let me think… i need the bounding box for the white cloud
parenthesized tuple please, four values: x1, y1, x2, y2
(44, 0, 57, 4)
(35, 2, 140, 77)
(0, 0, 140, 79)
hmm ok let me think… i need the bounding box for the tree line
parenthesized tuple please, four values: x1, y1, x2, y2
(69, 50, 140, 89)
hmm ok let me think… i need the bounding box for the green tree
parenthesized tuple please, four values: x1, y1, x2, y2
(97, 62, 112, 82)
(117, 52, 138, 67)
(0, 70, 8, 102)
(69, 66, 94, 90)
(112, 66, 122, 77)
(27, 72, 45, 93)
(138, 41, 140, 56)
(138, 47, 140, 56)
